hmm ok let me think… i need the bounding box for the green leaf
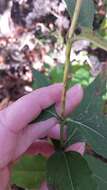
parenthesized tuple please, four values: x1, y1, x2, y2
(32, 69, 50, 89)
(49, 65, 64, 83)
(35, 106, 57, 123)
(12, 155, 46, 189)
(47, 151, 97, 190)
(76, 27, 107, 51)
(68, 73, 107, 157)
(71, 67, 91, 87)
(85, 155, 107, 190)
(64, 0, 95, 28)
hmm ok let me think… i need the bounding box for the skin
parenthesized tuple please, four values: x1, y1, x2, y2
(0, 84, 84, 190)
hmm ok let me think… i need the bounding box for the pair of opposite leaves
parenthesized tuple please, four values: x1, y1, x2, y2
(33, 70, 107, 190)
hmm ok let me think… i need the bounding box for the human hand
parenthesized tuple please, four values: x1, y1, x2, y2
(0, 84, 83, 190)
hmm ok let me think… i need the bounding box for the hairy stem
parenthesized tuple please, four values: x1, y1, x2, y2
(60, 0, 83, 146)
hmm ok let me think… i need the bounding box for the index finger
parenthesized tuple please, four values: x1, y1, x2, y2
(0, 84, 62, 133)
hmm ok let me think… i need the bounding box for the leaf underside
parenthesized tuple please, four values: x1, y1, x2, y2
(47, 151, 97, 190)
(85, 155, 107, 190)
(68, 74, 107, 158)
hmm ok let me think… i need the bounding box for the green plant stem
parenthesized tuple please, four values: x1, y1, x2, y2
(60, 0, 83, 146)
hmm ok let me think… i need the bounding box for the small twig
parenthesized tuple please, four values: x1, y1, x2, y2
(60, 0, 83, 146)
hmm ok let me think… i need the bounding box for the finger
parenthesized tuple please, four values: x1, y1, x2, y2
(40, 181, 48, 190)
(13, 118, 57, 159)
(0, 167, 10, 190)
(66, 143, 85, 156)
(48, 124, 67, 140)
(55, 84, 84, 116)
(0, 84, 62, 133)
(44, 85, 83, 140)
(26, 140, 54, 158)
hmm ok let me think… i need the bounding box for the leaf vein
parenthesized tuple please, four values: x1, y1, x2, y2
(63, 152, 74, 190)
(68, 119, 105, 139)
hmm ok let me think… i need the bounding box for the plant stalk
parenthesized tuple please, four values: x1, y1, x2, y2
(60, 0, 83, 146)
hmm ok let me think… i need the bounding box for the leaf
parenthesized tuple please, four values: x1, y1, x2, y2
(67, 73, 107, 157)
(76, 27, 107, 51)
(85, 155, 107, 190)
(64, 0, 95, 28)
(35, 106, 57, 123)
(32, 69, 50, 89)
(47, 151, 97, 190)
(12, 155, 46, 189)
(49, 65, 64, 83)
